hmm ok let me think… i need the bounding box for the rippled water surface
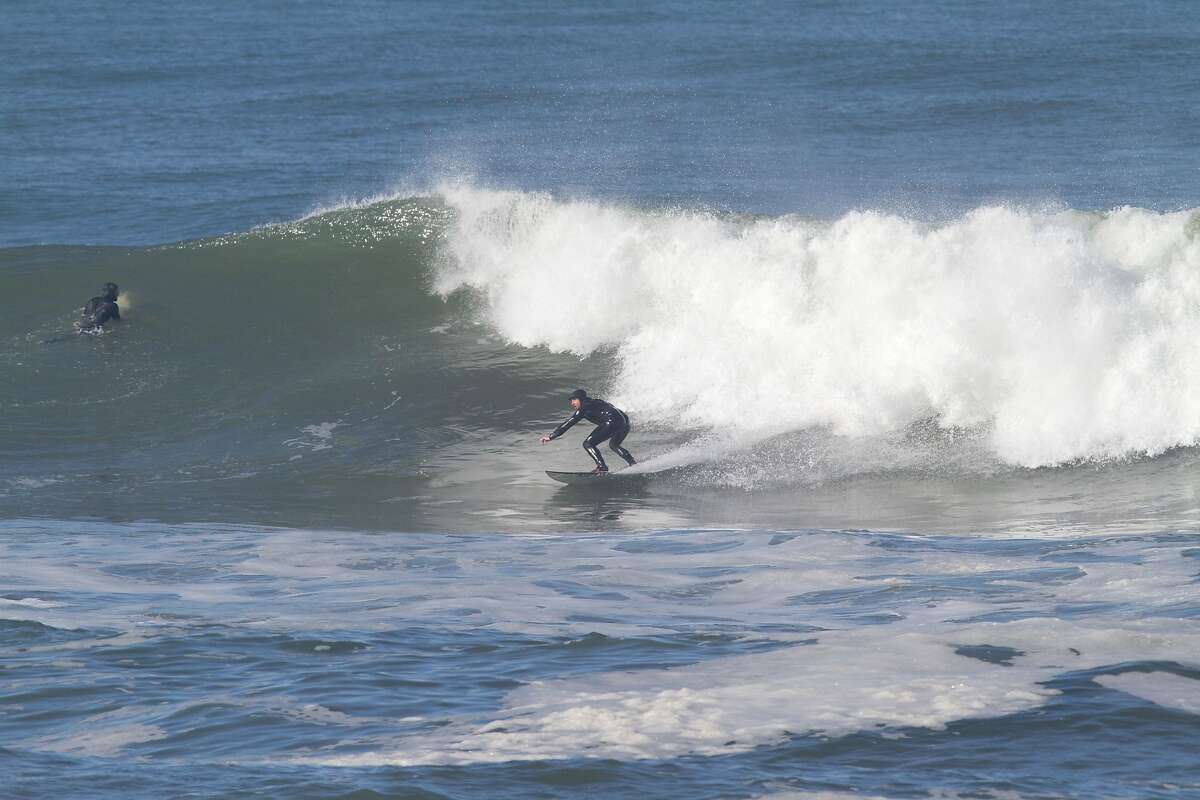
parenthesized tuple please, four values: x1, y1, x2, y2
(4, 521, 1199, 799)
(6, 2, 1200, 797)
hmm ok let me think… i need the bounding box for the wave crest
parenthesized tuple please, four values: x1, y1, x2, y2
(437, 186, 1200, 467)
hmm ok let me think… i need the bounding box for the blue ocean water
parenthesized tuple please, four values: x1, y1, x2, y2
(5, 0, 1199, 246)
(4, 2, 1200, 799)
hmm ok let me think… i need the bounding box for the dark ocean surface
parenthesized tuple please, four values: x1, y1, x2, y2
(3, 2, 1200, 798)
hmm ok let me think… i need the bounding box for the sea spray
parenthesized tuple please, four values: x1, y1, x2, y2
(437, 186, 1200, 467)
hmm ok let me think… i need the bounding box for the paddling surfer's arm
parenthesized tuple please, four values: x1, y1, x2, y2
(540, 408, 584, 444)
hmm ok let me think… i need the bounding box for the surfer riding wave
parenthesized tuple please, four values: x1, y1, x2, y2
(540, 389, 637, 474)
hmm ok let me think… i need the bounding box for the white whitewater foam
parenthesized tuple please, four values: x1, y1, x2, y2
(9, 477, 61, 490)
(1096, 671, 1200, 715)
(7, 521, 1199, 766)
(312, 613, 1200, 767)
(436, 185, 1200, 467)
(35, 723, 168, 757)
(284, 421, 340, 453)
(317, 616, 1058, 766)
(753, 792, 896, 800)
(27, 706, 168, 757)
(0, 597, 63, 609)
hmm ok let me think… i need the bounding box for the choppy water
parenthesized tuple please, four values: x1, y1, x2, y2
(5, 520, 1200, 799)
(4, 2, 1200, 798)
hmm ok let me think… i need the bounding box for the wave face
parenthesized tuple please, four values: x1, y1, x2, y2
(439, 187, 1200, 468)
(5, 188, 1200, 530)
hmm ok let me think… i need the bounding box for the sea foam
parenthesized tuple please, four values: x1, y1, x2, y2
(437, 186, 1200, 467)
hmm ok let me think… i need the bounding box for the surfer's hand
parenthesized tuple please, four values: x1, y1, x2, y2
(540, 436, 552, 444)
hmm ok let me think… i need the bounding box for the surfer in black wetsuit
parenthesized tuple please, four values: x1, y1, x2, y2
(77, 282, 121, 333)
(540, 389, 637, 474)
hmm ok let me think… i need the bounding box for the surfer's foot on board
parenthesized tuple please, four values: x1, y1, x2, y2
(591, 466, 610, 476)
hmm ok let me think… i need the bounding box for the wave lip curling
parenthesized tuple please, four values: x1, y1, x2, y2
(437, 186, 1200, 468)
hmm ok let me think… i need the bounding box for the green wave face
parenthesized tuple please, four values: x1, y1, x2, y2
(0, 197, 610, 528)
(7, 192, 1200, 534)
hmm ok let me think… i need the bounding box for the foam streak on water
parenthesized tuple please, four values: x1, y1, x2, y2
(8, 3, 1200, 797)
(2, 520, 1198, 799)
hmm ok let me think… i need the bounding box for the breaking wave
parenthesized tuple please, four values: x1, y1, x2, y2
(437, 185, 1200, 467)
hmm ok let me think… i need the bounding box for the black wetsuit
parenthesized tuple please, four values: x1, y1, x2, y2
(79, 296, 120, 332)
(547, 397, 636, 471)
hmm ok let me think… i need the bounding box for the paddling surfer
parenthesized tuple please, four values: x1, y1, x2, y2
(77, 282, 121, 333)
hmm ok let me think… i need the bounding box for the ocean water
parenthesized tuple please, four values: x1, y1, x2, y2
(4, 2, 1200, 798)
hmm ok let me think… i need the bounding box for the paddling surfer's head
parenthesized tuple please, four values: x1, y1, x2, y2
(569, 388, 587, 410)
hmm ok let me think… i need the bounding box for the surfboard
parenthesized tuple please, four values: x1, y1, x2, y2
(545, 470, 649, 486)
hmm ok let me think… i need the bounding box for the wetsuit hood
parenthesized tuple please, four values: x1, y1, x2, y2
(569, 389, 588, 402)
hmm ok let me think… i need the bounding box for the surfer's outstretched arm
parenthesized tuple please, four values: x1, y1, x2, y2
(540, 409, 583, 444)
